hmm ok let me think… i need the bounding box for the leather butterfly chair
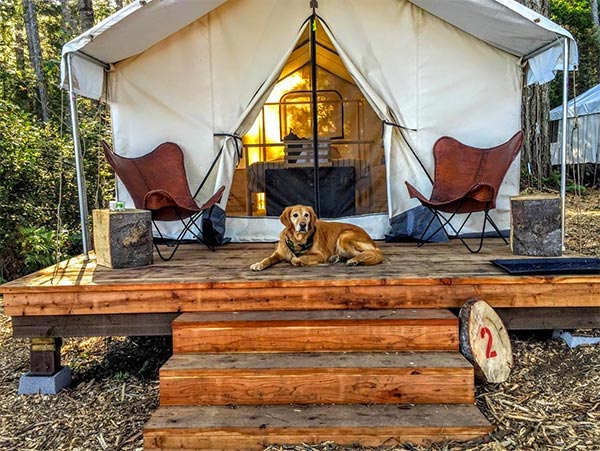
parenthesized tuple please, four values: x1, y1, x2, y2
(101, 141, 226, 261)
(405, 130, 523, 253)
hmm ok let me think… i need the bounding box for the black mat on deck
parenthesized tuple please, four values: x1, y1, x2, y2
(490, 258, 600, 275)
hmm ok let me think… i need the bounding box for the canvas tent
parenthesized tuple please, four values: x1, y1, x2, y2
(60, 0, 577, 252)
(550, 84, 600, 166)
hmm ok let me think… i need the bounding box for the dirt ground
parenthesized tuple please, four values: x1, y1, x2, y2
(0, 190, 598, 451)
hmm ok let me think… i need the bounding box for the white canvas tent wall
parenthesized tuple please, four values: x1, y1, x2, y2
(550, 84, 600, 165)
(60, 0, 577, 252)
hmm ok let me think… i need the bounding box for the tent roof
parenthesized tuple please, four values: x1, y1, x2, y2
(411, 0, 573, 60)
(61, 0, 577, 99)
(62, 0, 227, 66)
(550, 84, 600, 120)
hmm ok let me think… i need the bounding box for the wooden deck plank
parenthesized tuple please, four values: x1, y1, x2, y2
(159, 352, 474, 406)
(4, 280, 600, 316)
(172, 309, 458, 353)
(2, 240, 599, 317)
(3, 240, 594, 290)
(143, 404, 493, 449)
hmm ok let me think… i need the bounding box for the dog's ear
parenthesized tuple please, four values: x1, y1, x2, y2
(280, 206, 292, 229)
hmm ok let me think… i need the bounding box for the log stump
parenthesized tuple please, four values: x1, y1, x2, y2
(459, 299, 513, 383)
(510, 194, 561, 256)
(92, 209, 153, 268)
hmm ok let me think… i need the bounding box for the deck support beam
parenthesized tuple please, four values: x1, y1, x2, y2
(12, 313, 179, 338)
(496, 307, 600, 330)
(29, 337, 62, 375)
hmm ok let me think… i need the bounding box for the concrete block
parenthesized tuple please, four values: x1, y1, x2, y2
(18, 366, 72, 395)
(552, 330, 600, 349)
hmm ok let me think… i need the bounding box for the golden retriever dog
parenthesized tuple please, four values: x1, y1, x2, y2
(250, 205, 383, 271)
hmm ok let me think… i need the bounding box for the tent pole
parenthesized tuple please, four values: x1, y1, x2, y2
(310, 3, 321, 216)
(560, 38, 569, 252)
(66, 52, 92, 259)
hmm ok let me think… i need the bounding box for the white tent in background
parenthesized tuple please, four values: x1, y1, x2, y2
(60, 0, 577, 253)
(550, 84, 600, 165)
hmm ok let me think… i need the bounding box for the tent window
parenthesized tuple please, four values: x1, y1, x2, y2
(550, 120, 559, 143)
(280, 90, 344, 141)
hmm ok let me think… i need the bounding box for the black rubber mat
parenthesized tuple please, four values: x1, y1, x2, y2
(490, 258, 600, 275)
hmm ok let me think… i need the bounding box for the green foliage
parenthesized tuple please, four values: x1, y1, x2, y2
(542, 169, 562, 189)
(0, 100, 79, 280)
(0, 1, 120, 282)
(566, 182, 588, 194)
(550, 0, 600, 108)
(19, 226, 57, 272)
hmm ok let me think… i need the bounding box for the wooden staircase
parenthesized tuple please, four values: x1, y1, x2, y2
(144, 309, 492, 450)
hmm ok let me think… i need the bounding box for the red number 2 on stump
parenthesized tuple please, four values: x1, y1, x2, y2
(480, 326, 498, 359)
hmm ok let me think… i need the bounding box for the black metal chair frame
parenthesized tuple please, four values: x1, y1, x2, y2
(151, 204, 219, 261)
(417, 198, 508, 253)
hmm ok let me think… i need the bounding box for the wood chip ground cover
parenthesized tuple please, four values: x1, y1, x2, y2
(0, 190, 598, 450)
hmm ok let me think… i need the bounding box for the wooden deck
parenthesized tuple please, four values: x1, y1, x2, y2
(2, 239, 600, 336)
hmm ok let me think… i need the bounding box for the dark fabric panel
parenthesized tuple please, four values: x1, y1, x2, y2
(265, 167, 355, 218)
(385, 205, 448, 243)
(201, 205, 230, 247)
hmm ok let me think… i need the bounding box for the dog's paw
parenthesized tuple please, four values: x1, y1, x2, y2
(291, 257, 304, 267)
(329, 254, 341, 264)
(346, 258, 360, 267)
(250, 262, 265, 271)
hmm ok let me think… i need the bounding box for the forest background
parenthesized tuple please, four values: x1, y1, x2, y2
(0, 0, 598, 283)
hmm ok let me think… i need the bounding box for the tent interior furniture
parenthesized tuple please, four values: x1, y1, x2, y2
(101, 141, 226, 261)
(283, 138, 332, 167)
(405, 130, 524, 253)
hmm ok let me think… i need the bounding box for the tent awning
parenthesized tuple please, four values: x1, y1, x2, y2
(550, 83, 600, 120)
(61, 0, 577, 100)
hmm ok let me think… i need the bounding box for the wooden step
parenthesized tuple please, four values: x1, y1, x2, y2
(159, 352, 474, 406)
(172, 309, 458, 353)
(144, 404, 493, 450)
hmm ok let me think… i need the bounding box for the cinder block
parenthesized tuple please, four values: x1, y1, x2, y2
(552, 330, 600, 348)
(18, 366, 72, 395)
(92, 209, 153, 268)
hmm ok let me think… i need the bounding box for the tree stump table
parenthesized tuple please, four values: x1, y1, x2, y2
(92, 209, 153, 268)
(510, 194, 561, 256)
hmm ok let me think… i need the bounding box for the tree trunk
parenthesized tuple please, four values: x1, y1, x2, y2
(60, 0, 77, 36)
(78, 0, 95, 32)
(115, 0, 123, 9)
(517, 0, 552, 190)
(13, 24, 31, 111)
(592, 0, 599, 27)
(14, 29, 26, 75)
(22, 0, 49, 123)
(591, 0, 600, 82)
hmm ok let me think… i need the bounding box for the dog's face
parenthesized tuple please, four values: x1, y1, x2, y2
(280, 205, 317, 234)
